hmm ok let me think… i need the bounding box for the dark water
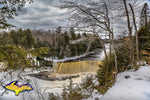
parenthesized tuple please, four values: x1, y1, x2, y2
(44, 44, 109, 63)
(64, 50, 104, 62)
(61, 44, 109, 63)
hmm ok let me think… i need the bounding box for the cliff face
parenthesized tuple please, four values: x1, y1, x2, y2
(53, 61, 101, 74)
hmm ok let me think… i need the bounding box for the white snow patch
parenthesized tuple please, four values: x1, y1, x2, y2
(0, 68, 87, 100)
(85, 65, 150, 100)
(101, 65, 150, 100)
(83, 90, 102, 100)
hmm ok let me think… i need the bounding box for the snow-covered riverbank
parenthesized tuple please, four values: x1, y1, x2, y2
(0, 67, 89, 100)
(1, 65, 150, 100)
(87, 65, 150, 100)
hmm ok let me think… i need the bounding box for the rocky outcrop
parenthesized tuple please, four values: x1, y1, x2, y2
(28, 71, 79, 81)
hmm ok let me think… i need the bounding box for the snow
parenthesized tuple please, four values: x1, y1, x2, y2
(83, 90, 102, 100)
(0, 67, 87, 100)
(88, 65, 150, 100)
(1, 64, 150, 100)
(0, 44, 110, 100)
(4, 43, 150, 100)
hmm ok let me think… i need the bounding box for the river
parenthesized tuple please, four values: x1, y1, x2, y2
(49, 44, 110, 63)
(0, 44, 109, 100)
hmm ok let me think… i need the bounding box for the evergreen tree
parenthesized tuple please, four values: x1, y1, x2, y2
(56, 26, 62, 34)
(1, 32, 13, 46)
(70, 44, 77, 56)
(0, 0, 32, 29)
(77, 33, 81, 39)
(140, 3, 149, 27)
(70, 27, 76, 40)
(10, 30, 19, 46)
(82, 33, 87, 37)
(35, 38, 43, 48)
(25, 29, 35, 48)
(0, 45, 30, 71)
(138, 24, 150, 63)
(9, 29, 35, 48)
(64, 31, 70, 44)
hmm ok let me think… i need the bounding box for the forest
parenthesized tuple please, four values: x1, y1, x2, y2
(0, 27, 102, 68)
(0, 0, 150, 100)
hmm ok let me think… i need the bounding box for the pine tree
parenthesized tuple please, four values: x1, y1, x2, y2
(138, 24, 150, 63)
(56, 26, 62, 34)
(0, 46, 31, 71)
(64, 31, 70, 44)
(25, 29, 35, 48)
(77, 34, 81, 39)
(140, 3, 149, 27)
(70, 27, 76, 40)
(0, 0, 32, 29)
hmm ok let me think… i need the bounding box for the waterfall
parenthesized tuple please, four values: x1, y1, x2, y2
(53, 61, 101, 74)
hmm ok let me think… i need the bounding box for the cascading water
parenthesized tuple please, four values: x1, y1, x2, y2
(54, 61, 101, 74)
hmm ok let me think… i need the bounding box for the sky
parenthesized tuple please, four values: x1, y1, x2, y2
(8, 0, 68, 30)
(7, 0, 150, 31)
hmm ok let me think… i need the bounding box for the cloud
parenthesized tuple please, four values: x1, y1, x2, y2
(7, 0, 150, 31)
(8, 0, 68, 30)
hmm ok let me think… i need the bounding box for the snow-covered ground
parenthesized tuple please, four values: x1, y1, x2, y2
(87, 65, 150, 100)
(0, 44, 110, 100)
(1, 57, 150, 100)
(0, 67, 88, 100)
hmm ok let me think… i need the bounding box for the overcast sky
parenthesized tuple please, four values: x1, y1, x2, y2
(8, 0, 150, 31)
(8, 0, 68, 30)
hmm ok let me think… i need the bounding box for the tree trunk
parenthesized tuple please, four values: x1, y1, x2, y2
(111, 31, 118, 73)
(129, 3, 139, 61)
(123, 0, 134, 66)
(94, 32, 108, 60)
(84, 38, 93, 55)
(109, 32, 112, 55)
(145, 8, 148, 26)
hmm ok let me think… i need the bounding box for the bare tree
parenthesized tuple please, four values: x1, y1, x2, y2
(122, 0, 134, 66)
(129, 3, 139, 61)
(121, 0, 146, 64)
(60, 0, 147, 72)
(60, 0, 120, 72)
(60, 0, 109, 59)
(0, 0, 33, 29)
